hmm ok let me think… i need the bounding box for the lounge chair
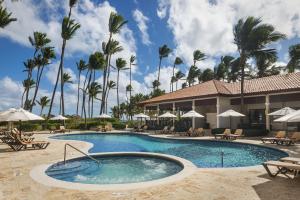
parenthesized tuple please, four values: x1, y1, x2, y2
(262, 160, 300, 178)
(53, 126, 70, 133)
(186, 127, 194, 136)
(191, 128, 204, 137)
(275, 132, 300, 146)
(140, 125, 148, 132)
(158, 126, 169, 134)
(166, 126, 175, 134)
(90, 125, 103, 132)
(5, 132, 49, 151)
(104, 123, 113, 132)
(227, 129, 243, 140)
(215, 129, 231, 139)
(261, 131, 286, 144)
(280, 157, 300, 164)
(12, 129, 34, 142)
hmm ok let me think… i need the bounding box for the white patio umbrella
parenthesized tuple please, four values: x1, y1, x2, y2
(49, 115, 68, 120)
(181, 110, 204, 129)
(158, 112, 177, 126)
(217, 109, 245, 129)
(0, 108, 44, 131)
(158, 112, 177, 118)
(95, 113, 112, 119)
(133, 113, 150, 119)
(274, 110, 300, 123)
(0, 108, 44, 122)
(268, 107, 296, 116)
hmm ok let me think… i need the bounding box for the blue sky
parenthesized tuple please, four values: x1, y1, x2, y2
(0, 0, 300, 114)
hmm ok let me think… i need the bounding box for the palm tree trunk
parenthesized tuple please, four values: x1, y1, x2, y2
(60, 59, 65, 115)
(76, 70, 81, 116)
(40, 107, 44, 116)
(239, 53, 247, 116)
(91, 97, 94, 118)
(48, 40, 66, 118)
(30, 65, 45, 111)
(117, 70, 120, 119)
(172, 63, 175, 92)
(129, 62, 132, 120)
(21, 89, 26, 108)
(24, 70, 32, 109)
(104, 55, 112, 113)
(81, 70, 89, 117)
(157, 57, 162, 89)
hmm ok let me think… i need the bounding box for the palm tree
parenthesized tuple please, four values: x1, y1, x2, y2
(88, 82, 101, 118)
(36, 96, 50, 116)
(28, 32, 51, 56)
(174, 70, 185, 91)
(187, 65, 201, 86)
(48, 0, 80, 118)
(105, 80, 116, 113)
(129, 55, 136, 101)
(157, 44, 172, 88)
(286, 44, 300, 73)
(58, 73, 73, 114)
(0, 2, 16, 29)
(254, 53, 280, 77)
(201, 68, 214, 82)
(21, 78, 35, 108)
(48, 17, 80, 117)
(233, 16, 286, 114)
(171, 57, 183, 92)
(193, 50, 205, 66)
(215, 56, 234, 81)
(83, 52, 105, 118)
(152, 80, 160, 90)
(76, 59, 88, 116)
(100, 12, 127, 115)
(115, 58, 127, 118)
(23, 59, 36, 109)
(30, 46, 55, 111)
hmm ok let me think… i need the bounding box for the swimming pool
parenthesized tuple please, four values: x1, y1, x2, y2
(51, 133, 288, 168)
(46, 154, 183, 184)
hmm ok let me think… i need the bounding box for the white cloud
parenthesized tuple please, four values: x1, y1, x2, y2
(132, 9, 151, 45)
(158, 0, 300, 65)
(0, 77, 23, 110)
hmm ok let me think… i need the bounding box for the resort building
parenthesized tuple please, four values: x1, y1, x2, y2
(140, 72, 300, 130)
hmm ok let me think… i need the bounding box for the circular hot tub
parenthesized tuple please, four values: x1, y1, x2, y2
(31, 152, 196, 190)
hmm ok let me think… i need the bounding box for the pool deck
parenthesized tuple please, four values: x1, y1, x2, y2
(0, 131, 300, 200)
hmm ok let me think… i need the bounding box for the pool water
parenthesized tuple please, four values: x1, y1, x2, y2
(51, 133, 288, 168)
(46, 155, 183, 184)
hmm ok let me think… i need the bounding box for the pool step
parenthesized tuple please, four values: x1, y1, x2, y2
(46, 163, 90, 177)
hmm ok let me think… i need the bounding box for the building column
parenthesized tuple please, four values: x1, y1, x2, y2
(172, 102, 176, 124)
(265, 95, 270, 130)
(143, 106, 146, 114)
(156, 104, 160, 124)
(216, 96, 220, 128)
(192, 99, 195, 129)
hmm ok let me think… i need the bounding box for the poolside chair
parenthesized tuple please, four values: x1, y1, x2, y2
(192, 128, 204, 137)
(12, 129, 34, 142)
(53, 126, 70, 133)
(5, 132, 49, 151)
(185, 127, 194, 137)
(227, 129, 243, 140)
(262, 160, 300, 178)
(104, 123, 113, 132)
(215, 129, 231, 139)
(140, 125, 148, 132)
(275, 132, 300, 146)
(280, 157, 300, 164)
(261, 131, 286, 144)
(158, 126, 169, 134)
(166, 126, 175, 134)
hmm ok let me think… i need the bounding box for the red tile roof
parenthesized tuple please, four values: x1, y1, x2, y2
(140, 72, 300, 105)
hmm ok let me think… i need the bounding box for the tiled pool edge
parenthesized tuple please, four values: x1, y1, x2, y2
(30, 152, 197, 191)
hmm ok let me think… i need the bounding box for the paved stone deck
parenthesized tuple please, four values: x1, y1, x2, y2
(0, 131, 299, 200)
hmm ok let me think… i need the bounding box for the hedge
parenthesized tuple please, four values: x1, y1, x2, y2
(211, 128, 269, 137)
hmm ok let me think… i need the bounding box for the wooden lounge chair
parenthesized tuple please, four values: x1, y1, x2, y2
(53, 126, 70, 133)
(262, 160, 300, 178)
(215, 129, 231, 139)
(158, 126, 169, 134)
(104, 123, 113, 132)
(166, 126, 175, 134)
(191, 128, 204, 137)
(261, 131, 286, 144)
(140, 125, 148, 132)
(5, 132, 49, 151)
(280, 157, 300, 164)
(185, 127, 194, 136)
(275, 132, 300, 146)
(227, 129, 243, 140)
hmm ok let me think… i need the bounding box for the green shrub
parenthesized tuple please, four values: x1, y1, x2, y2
(211, 128, 226, 135)
(19, 123, 42, 131)
(112, 122, 126, 130)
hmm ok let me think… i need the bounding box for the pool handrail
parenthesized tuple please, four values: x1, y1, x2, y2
(64, 143, 100, 165)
